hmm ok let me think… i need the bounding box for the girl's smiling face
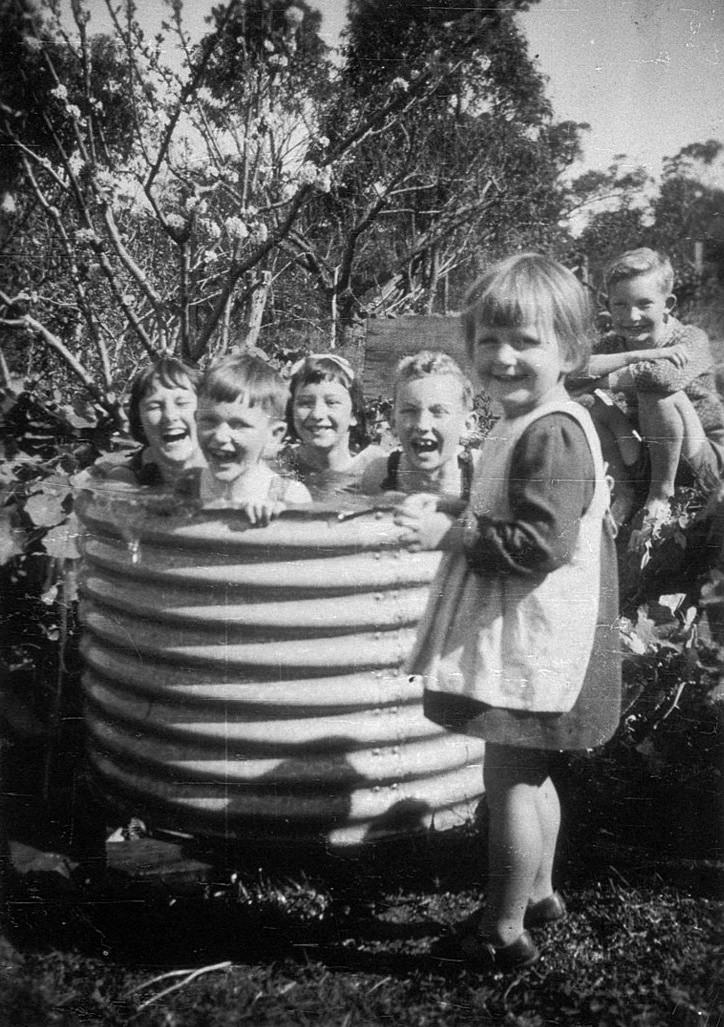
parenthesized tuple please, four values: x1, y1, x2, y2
(138, 376, 199, 472)
(292, 379, 356, 455)
(470, 322, 572, 418)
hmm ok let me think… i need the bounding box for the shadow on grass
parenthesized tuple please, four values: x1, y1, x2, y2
(3, 741, 721, 983)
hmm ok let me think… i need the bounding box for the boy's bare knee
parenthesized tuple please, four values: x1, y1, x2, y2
(641, 391, 707, 457)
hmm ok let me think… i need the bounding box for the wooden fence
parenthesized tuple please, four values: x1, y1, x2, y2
(349, 314, 466, 400)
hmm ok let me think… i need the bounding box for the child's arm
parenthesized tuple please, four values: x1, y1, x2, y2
(586, 343, 689, 380)
(465, 418, 595, 574)
(398, 417, 595, 569)
(610, 324, 713, 395)
(239, 479, 311, 526)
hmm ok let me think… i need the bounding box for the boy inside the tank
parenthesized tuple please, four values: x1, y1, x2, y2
(182, 352, 311, 522)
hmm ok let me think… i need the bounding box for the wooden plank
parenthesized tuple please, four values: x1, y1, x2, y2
(362, 314, 465, 399)
(106, 836, 215, 886)
(9, 835, 215, 888)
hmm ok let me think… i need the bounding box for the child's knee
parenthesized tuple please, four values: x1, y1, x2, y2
(638, 389, 693, 424)
(645, 391, 707, 453)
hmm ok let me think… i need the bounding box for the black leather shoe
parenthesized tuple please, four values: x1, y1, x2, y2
(524, 891, 567, 928)
(459, 928, 539, 972)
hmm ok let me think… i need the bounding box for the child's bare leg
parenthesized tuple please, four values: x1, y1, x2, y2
(585, 395, 640, 524)
(529, 774, 561, 905)
(638, 391, 704, 512)
(590, 393, 641, 468)
(480, 744, 549, 946)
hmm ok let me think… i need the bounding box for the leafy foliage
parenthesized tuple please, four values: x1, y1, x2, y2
(572, 140, 724, 301)
(293, 0, 585, 323)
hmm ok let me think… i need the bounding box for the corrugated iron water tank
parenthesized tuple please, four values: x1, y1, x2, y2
(76, 486, 485, 847)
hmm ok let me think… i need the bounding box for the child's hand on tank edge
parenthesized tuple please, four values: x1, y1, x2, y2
(238, 500, 286, 526)
(395, 492, 439, 516)
(394, 507, 454, 551)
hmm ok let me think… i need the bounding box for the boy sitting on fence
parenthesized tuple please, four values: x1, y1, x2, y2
(571, 248, 724, 540)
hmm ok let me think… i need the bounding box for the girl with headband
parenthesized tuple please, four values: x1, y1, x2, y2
(279, 353, 383, 501)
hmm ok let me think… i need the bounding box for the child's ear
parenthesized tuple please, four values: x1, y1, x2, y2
(665, 293, 677, 315)
(262, 419, 286, 461)
(270, 419, 287, 442)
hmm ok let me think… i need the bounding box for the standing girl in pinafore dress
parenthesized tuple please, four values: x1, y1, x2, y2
(396, 254, 621, 972)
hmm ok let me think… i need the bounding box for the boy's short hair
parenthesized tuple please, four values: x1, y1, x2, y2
(287, 353, 368, 449)
(462, 252, 594, 374)
(394, 350, 474, 411)
(128, 355, 200, 445)
(199, 352, 288, 420)
(604, 247, 675, 296)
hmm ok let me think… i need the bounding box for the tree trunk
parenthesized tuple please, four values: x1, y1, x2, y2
(240, 270, 272, 350)
(337, 315, 367, 381)
(424, 246, 440, 314)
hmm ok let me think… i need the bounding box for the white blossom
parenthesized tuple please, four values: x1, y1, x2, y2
(284, 5, 304, 26)
(297, 161, 318, 186)
(50, 84, 68, 102)
(390, 77, 409, 93)
(224, 216, 249, 241)
(165, 213, 187, 231)
(196, 87, 225, 111)
(94, 169, 116, 195)
(74, 228, 97, 245)
(67, 152, 85, 177)
(251, 222, 268, 244)
(315, 165, 332, 193)
(200, 219, 222, 240)
(1, 193, 16, 215)
(268, 54, 288, 69)
(316, 136, 330, 149)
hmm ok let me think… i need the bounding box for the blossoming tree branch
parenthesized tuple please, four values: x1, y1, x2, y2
(0, 0, 584, 424)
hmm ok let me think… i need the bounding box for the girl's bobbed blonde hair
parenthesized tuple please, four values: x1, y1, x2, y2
(462, 253, 595, 374)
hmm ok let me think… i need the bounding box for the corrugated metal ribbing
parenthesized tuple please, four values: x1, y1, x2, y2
(76, 492, 485, 846)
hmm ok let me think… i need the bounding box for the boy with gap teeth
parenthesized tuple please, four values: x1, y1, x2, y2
(361, 350, 477, 501)
(186, 352, 311, 523)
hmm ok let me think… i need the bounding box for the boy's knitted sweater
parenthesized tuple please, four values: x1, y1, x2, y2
(608, 318, 723, 432)
(574, 317, 724, 436)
